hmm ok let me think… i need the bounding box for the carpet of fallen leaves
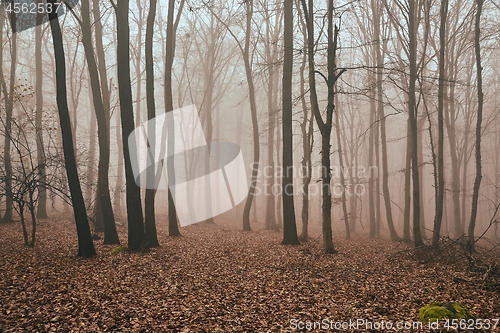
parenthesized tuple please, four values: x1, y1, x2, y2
(0, 213, 499, 332)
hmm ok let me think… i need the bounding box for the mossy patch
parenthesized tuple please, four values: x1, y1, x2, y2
(111, 245, 127, 254)
(419, 302, 474, 323)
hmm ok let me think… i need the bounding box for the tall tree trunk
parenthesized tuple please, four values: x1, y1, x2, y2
(164, 0, 184, 237)
(403, 118, 412, 242)
(81, 0, 120, 244)
(373, 1, 398, 241)
(281, 0, 299, 245)
(300, 0, 338, 252)
(368, 72, 377, 238)
(85, 96, 97, 210)
(467, 0, 483, 253)
(48, 0, 96, 257)
(408, 0, 424, 247)
(241, 0, 260, 232)
(144, 0, 159, 247)
(0, 11, 15, 224)
(115, 0, 146, 250)
(446, 80, 463, 238)
(298, 22, 313, 241)
(35, 4, 47, 218)
(432, 0, 447, 245)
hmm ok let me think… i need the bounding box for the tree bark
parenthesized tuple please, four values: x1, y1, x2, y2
(432, 0, 447, 245)
(35, 4, 48, 219)
(241, 0, 260, 232)
(115, 0, 147, 250)
(373, 0, 399, 241)
(81, 0, 120, 244)
(281, 0, 299, 245)
(408, 0, 424, 247)
(144, 0, 159, 247)
(48, 0, 96, 257)
(467, 0, 483, 253)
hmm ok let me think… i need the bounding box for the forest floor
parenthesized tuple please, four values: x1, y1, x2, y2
(0, 214, 499, 332)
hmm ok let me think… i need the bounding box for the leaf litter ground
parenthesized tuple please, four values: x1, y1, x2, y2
(0, 214, 499, 332)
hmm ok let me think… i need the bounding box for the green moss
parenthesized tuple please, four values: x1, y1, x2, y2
(111, 245, 127, 254)
(419, 302, 474, 323)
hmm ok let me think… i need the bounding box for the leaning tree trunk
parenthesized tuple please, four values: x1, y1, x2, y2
(241, 0, 260, 232)
(81, 0, 120, 245)
(48, 0, 96, 257)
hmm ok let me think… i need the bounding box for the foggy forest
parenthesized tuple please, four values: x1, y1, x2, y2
(0, 0, 499, 331)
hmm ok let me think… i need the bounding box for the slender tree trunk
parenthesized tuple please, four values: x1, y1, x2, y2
(368, 74, 376, 238)
(432, 0, 447, 245)
(0, 12, 15, 224)
(403, 118, 412, 242)
(35, 5, 47, 218)
(115, 0, 146, 250)
(144, 0, 159, 247)
(408, 0, 424, 247)
(241, 0, 260, 232)
(281, 0, 299, 245)
(48, 0, 96, 257)
(85, 96, 97, 208)
(301, 0, 338, 252)
(164, 0, 184, 237)
(446, 81, 463, 238)
(298, 27, 313, 241)
(467, 0, 483, 253)
(374, 2, 398, 241)
(81, 0, 120, 244)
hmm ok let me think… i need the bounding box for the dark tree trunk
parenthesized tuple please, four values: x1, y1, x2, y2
(48, 0, 96, 257)
(144, 0, 159, 247)
(0, 11, 15, 224)
(35, 4, 47, 219)
(468, 0, 483, 252)
(115, 0, 146, 250)
(433, 0, 447, 245)
(300, 0, 337, 253)
(81, 0, 120, 245)
(408, 0, 424, 247)
(164, 0, 184, 237)
(281, 0, 299, 245)
(373, 1, 398, 241)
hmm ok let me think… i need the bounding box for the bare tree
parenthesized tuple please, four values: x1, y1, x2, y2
(164, 0, 185, 237)
(48, 0, 96, 257)
(35, 2, 48, 219)
(79, 0, 120, 244)
(144, 0, 159, 247)
(467, 0, 483, 252)
(113, 0, 146, 250)
(0, 9, 16, 224)
(281, 0, 299, 245)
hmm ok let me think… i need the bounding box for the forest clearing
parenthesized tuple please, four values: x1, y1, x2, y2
(1, 215, 499, 332)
